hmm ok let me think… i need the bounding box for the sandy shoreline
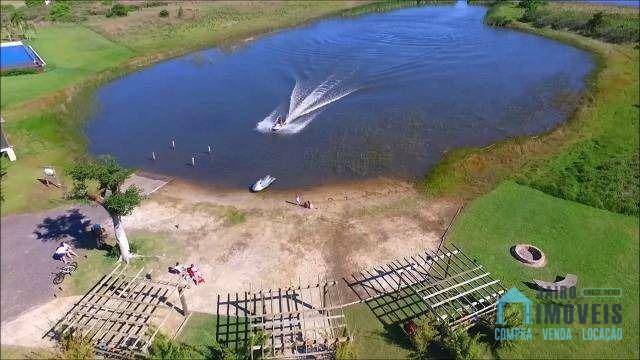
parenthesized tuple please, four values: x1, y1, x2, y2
(123, 176, 461, 313)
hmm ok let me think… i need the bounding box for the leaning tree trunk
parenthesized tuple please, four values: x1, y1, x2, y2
(111, 214, 133, 263)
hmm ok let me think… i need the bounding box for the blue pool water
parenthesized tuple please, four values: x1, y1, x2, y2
(0, 44, 38, 70)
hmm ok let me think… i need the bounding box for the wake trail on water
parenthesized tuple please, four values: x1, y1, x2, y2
(256, 75, 359, 135)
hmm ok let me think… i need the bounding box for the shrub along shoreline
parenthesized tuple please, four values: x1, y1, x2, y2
(424, 1, 639, 216)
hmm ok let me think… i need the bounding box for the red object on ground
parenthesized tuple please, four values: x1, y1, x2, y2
(404, 320, 418, 336)
(187, 265, 205, 285)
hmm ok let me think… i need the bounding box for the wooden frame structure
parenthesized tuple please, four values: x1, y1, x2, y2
(216, 279, 350, 359)
(47, 263, 189, 359)
(345, 244, 506, 330)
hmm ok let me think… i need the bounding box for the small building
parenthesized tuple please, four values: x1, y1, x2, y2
(1, 116, 16, 161)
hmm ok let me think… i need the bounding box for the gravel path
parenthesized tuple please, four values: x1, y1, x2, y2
(0, 205, 108, 323)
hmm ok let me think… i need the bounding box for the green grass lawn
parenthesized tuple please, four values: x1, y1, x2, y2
(448, 181, 639, 359)
(178, 312, 220, 347)
(345, 303, 413, 359)
(0, 24, 133, 109)
(66, 231, 181, 295)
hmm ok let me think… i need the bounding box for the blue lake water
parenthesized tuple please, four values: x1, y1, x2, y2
(86, 2, 593, 189)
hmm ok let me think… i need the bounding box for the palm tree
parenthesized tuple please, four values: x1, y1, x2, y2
(9, 11, 26, 39)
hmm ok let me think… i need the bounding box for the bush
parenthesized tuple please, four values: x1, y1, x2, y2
(334, 342, 356, 359)
(159, 9, 169, 18)
(518, 0, 546, 12)
(105, 3, 128, 18)
(145, 0, 168, 7)
(56, 333, 94, 360)
(150, 334, 198, 360)
(441, 328, 482, 360)
(25, 0, 42, 7)
(1, 67, 40, 76)
(48, 2, 72, 22)
(485, 2, 524, 26)
(410, 316, 440, 354)
(585, 11, 605, 35)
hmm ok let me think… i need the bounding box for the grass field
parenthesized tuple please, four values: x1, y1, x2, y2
(87, 1, 375, 55)
(449, 181, 639, 359)
(0, 25, 133, 109)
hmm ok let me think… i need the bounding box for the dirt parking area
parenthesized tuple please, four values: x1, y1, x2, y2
(123, 178, 460, 312)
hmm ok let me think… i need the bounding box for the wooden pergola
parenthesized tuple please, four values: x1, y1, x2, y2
(345, 244, 506, 330)
(46, 263, 189, 359)
(216, 279, 350, 359)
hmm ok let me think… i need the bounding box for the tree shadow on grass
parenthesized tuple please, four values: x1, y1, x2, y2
(33, 208, 97, 250)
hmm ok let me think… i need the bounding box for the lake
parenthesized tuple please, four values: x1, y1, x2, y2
(86, 1, 593, 189)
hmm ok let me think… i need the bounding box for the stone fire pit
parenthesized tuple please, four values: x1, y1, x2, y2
(511, 244, 547, 268)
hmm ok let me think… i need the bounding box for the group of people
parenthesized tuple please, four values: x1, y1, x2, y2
(169, 262, 205, 286)
(53, 242, 77, 264)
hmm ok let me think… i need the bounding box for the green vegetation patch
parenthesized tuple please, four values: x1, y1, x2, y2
(484, 1, 524, 26)
(524, 2, 640, 44)
(66, 231, 181, 295)
(0, 24, 133, 109)
(448, 181, 639, 359)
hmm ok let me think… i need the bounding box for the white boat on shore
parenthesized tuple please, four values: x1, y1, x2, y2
(252, 175, 276, 192)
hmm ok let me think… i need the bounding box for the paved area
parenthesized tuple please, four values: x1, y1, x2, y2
(0, 296, 81, 348)
(123, 171, 172, 197)
(0, 205, 108, 324)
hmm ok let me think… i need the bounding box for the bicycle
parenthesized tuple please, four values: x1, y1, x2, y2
(52, 262, 78, 285)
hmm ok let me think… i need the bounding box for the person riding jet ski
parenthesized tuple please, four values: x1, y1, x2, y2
(272, 115, 286, 132)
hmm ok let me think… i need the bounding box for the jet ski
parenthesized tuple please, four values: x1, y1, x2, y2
(271, 116, 286, 132)
(252, 175, 276, 192)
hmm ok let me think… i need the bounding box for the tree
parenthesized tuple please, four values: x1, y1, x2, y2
(67, 156, 141, 263)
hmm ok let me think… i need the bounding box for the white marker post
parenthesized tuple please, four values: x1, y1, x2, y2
(152, 151, 156, 161)
(171, 139, 176, 149)
(208, 145, 212, 154)
(191, 157, 195, 167)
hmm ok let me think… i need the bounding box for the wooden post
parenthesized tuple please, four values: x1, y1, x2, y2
(179, 286, 189, 316)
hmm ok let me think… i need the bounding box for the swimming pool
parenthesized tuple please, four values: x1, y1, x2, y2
(0, 41, 46, 72)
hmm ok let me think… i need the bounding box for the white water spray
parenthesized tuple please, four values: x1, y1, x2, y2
(256, 76, 358, 134)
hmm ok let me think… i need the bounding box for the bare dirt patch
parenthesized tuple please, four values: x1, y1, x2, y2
(123, 178, 460, 312)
